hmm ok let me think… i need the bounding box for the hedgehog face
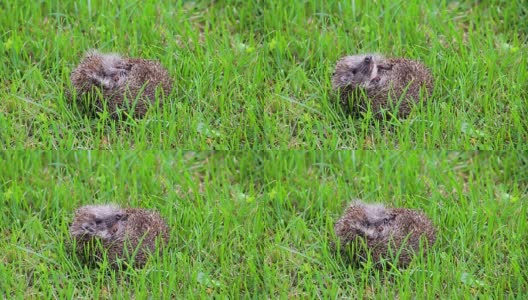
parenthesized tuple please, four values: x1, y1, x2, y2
(70, 205, 127, 240)
(101, 67, 129, 88)
(350, 213, 394, 240)
(364, 214, 396, 239)
(100, 56, 132, 87)
(78, 51, 130, 89)
(337, 201, 396, 241)
(332, 54, 382, 90)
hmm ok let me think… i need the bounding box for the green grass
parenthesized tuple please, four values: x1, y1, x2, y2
(1, 0, 526, 149)
(1, 151, 526, 298)
(1, 0, 527, 298)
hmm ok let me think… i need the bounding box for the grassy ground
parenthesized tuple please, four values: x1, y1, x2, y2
(1, 151, 526, 298)
(1, 0, 526, 149)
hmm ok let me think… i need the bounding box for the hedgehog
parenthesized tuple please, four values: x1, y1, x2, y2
(70, 50, 173, 118)
(332, 54, 434, 118)
(333, 200, 436, 267)
(69, 204, 169, 268)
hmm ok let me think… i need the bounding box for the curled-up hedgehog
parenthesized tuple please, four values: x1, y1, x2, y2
(69, 204, 169, 268)
(70, 50, 173, 118)
(333, 200, 436, 267)
(332, 54, 433, 118)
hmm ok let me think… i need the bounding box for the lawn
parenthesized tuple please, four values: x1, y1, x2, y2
(1, 151, 526, 298)
(1, 0, 526, 149)
(1, 0, 526, 298)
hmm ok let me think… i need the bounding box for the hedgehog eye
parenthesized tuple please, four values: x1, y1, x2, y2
(383, 218, 390, 225)
(95, 218, 102, 225)
(115, 214, 123, 220)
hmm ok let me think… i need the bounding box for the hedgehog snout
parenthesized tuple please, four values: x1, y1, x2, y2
(81, 222, 95, 233)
